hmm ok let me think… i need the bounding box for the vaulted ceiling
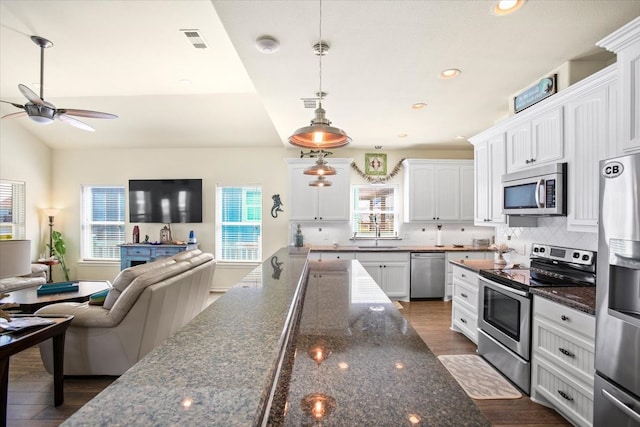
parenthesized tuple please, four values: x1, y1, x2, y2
(1, 1, 638, 150)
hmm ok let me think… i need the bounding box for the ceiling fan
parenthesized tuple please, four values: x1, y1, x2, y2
(0, 36, 117, 132)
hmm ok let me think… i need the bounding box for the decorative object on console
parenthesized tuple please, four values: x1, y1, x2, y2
(0, 240, 31, 320)
(271, 194, 284, 218)
(160, 224, 172, 243)
(288, 0, 351, 149)
(0, 36, 117, 131)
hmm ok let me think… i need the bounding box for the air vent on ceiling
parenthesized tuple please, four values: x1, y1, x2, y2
(180, 29, 208, 49)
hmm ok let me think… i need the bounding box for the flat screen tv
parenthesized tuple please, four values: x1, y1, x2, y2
(129, 179, 202, 223)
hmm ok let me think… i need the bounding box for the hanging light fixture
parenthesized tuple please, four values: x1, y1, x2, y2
(304, 153, 337, 176)
(288, 0, 351, 149)
(309, 175, 332, 187)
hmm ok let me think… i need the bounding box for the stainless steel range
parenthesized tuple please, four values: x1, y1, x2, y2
(477, 243, 596, 394)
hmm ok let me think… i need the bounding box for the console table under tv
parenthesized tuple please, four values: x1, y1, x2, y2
(119, 244, 197, 270)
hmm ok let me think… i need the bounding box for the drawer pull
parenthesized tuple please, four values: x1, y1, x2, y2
(557, 390, 573, 402)
(460, 318, 467, 324)
(460, 293, 468, 298)
(561, 315, 570, 321)
(558, 348, 575, 358)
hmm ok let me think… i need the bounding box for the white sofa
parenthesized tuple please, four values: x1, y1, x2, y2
(36, 249, 215, 376)
(0, 264, 47, 293)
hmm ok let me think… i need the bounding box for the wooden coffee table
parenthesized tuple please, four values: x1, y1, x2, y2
(0, 315, 73, 426)
(0, 281, 111, 313)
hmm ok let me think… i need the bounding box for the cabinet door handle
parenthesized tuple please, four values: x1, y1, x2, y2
(460, 318, 467, 324)
(557, 390, 573, 402)
(460, 293, 468, 298)
(558, 348, 575, 358)
(461, 273, 466, 277)
(561, 315, 570, 321)
(525, 159, 531, 164)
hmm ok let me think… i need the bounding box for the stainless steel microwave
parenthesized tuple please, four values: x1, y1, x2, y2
(501, 163, 566, 216)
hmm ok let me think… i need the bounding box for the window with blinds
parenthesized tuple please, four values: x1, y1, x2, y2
(81, 185, 125, 260)
(215, 186, 262, 262)
(352, 185, 399, 238)
(0, 180, 26, 240)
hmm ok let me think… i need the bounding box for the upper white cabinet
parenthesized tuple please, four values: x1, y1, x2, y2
(473, 132, 506, 226)
(566, 67, 617, 233)
(287, 158, 352, 221)
(597, 17, 640, 154)
(505, 107, 564, 173)
(402, 159, 474, 223)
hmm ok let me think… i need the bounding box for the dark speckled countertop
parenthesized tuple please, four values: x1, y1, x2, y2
(63, 247, 489, 426)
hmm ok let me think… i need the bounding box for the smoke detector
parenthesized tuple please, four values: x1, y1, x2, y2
(256, 35, 280, 54)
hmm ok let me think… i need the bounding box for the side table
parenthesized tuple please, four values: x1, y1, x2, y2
(0, 315, 73, 426)
(35, 259, 60, 283)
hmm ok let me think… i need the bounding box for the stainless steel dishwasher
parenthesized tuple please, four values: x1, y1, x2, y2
(410, 252, 446, 300)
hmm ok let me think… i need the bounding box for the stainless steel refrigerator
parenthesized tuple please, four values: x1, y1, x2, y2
(595, 152, 640, 426)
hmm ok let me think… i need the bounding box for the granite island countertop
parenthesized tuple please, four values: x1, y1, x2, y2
(62, 247, 490, 426)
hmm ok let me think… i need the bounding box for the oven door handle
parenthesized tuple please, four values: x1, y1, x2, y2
(535, 178, 545, 208)
(480, 278, 528, 297)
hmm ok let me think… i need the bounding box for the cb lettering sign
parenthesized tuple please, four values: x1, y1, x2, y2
(602, 161, 624, 178)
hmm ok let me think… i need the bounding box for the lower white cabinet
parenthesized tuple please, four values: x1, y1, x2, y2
(532, 296, 595, 427)
(356, 252, 410, 301)
(450, 265, 480, 344)
(307, 251, 356, 261)
(445, 251, 490, 300)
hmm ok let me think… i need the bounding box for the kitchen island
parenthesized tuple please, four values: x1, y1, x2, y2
(62, 247, 489, 426)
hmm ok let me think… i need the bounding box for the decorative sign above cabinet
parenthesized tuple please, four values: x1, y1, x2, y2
(514, 74, 557, 113)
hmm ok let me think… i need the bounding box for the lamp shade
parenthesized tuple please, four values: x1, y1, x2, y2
(304, 156, 337, 176)
(288, 107, 351, 149)
(0, 240, 31, 279)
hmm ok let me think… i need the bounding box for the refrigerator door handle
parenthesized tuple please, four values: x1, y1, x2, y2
(602, 389, 640, 424)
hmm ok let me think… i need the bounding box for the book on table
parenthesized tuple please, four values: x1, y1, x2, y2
(37, 281, 79, 296)
(0, 316, 56, 333)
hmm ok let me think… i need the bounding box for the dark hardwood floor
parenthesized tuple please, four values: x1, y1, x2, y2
(6, 299, 570, 426)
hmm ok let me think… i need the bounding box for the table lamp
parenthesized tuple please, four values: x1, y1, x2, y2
(0, 240, 31, 320)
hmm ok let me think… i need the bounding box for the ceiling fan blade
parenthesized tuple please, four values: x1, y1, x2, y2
(0, 100, 26, 110)
(1, 111, 28, 119)
(56, 114, 95, 132)
(57, 108, 117, 119)
(18, 84, 44, 105)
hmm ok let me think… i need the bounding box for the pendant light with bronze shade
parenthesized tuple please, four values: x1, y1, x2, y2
(288, 0, 351, 149)
(309, 175, 332, 187)
(304, 154, 337, 176)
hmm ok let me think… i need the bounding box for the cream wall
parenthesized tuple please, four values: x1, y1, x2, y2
(0, 125, 52, 259)
(49, 146, 473, 288)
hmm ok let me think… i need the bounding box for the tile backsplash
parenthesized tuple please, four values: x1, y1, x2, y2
(495, 216, 598, 265)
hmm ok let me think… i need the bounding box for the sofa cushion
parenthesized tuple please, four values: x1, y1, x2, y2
(103, 257, 177, 309)
(172, 249, 202, 262)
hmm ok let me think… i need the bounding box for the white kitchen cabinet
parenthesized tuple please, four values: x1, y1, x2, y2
(287, 158, 352, 221)
(566, 68, 617, 233)
(402, 159, 474, 223)
(445, 251, 490, 301)
(473, 133, 506, 226)
(450, 264, 481, 344)
(505, 107, 564, 173)
(597, 17, 640, 154)
(356, 252, 410, 300)
(532, 296, 595, 427)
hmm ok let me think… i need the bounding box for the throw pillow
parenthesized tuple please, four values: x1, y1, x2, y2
(89, 289, 109, 306)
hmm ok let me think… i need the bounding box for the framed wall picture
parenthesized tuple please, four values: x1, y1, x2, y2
(364, 153, 387, 176)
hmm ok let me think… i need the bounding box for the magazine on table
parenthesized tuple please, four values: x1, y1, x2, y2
(0, 317, 56, 333)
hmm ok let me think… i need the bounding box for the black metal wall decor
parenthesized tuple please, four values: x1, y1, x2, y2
(271, 194, 284, 218)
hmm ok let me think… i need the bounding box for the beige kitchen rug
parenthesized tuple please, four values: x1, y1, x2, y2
(438, 354, 522, 399)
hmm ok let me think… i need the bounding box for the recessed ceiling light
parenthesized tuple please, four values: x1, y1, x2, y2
(439, 68, 461, 79)
(255, 35, 280, 54)
(179, 79, 192, 86)
(398, 133, 408, 138)
(492, 0, 526, 16)
(411, 102, 427, 110)
(455, 135, 466, 140)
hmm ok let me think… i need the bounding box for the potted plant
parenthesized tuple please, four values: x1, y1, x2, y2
(47, 230, 70, 281)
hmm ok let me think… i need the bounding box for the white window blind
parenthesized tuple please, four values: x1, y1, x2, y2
(0, 180, 26, 240)
(352, 185, 399, 238)
(81, 185, 125, 260)
(216, 186, 262, 262)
